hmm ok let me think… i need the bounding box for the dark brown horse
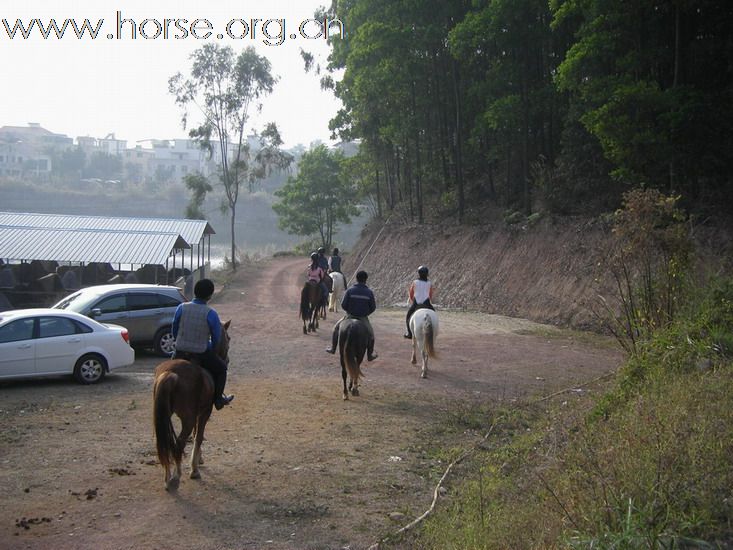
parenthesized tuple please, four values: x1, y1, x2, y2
(300, 281, 322, 334)
(338, 317, 368, 399)
(152, 320, 231, 491)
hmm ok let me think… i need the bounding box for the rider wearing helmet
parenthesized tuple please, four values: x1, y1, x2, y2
(404, 265, 435, 339)
(317, 246, 332, 295)
(306, 252, 328, 303)
(317, 247, 329, 272)
(325, 270, 378, 361)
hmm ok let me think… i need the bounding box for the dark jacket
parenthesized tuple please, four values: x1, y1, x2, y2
(341, 282, 376, 318)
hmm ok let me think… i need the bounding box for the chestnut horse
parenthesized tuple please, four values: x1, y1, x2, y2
(409, 308, 439, 378)
(300, 281, 322, 334)
(152, 320, 231, 491)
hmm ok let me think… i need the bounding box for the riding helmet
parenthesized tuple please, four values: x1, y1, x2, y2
(194, 278, 215, 300)
(318, 247, 325, 253)
(418, 265, 429, 277)
(310, 252, 318, 260)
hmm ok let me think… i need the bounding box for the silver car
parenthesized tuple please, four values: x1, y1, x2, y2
(52, 284, 186, 356)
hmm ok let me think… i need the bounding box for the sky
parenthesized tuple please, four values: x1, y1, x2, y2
(1, 0, 343, 149)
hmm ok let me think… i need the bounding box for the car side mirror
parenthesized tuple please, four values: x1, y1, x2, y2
(90, 308, 102, 318)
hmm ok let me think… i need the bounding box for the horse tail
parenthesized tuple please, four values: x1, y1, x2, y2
(153, 371, 178, 471)
(424, 315, 437, 358)
(342, 325, 363, 385)
(299, 285, 310, 320)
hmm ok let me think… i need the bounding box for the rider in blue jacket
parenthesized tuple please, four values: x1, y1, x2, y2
(172, 279, 234, 410)
(325, 270, 378, 361)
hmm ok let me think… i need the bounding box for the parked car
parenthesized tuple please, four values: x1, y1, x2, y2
(0, 308, 135, 384)
(52, 284, 186, 356)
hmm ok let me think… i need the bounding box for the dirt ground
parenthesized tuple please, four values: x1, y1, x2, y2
(0, 256, 623, 550)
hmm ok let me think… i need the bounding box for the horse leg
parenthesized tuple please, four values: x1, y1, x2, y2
(190, 413, 210, 479)
(167, 414, 194, 490)
(421, 346, 429, 379)
(341, 361, 349, 400)
(411, 337, 418, 365)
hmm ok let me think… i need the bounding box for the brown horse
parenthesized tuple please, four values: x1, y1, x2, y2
(300, 281, 322, 334)
(338, 317, 368, 399)
(152, 320, 231, 491)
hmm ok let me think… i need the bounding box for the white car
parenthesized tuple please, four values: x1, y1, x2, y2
(0, 308, 135, 384)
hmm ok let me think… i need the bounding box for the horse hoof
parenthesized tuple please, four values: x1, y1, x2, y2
(165, 477, 180, 492)
(190, 470, 201, 480)
(343, 393, 349, 400)
(421, 372, 427, 379)
(351, 388, 360, 397)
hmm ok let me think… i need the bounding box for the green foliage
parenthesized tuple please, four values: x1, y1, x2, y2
(405, 279, 733, 548)
(169, 43, 288, 270)
(182, 172, 212, 220)
(321, 0, 733, 222)
(596, 188, 692, 354)
(272, 144, 358, 249)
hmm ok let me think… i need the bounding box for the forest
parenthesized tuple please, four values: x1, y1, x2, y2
(319, 0, 733, 224)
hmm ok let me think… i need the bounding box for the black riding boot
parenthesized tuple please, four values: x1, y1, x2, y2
(367, 338, 378, 361)
(213, 372, 233, 410)
(325, 325, 338, 354)
(404, 302, 417, 338)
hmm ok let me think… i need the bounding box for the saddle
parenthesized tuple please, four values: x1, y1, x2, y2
(173, 350, 202, 367)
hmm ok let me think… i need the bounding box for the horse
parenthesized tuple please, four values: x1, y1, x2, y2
(319, 273, 333, 320)
(300, 281, 322, 334)
(409, 308, 439, 378)
(152, 320, 231, 491)
(338, 317, 369, 399)
(328, 271, 347, 313)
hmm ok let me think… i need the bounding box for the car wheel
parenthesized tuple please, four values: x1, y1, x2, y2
(73, 354, 107, 384)
(154, 327, 176, 356)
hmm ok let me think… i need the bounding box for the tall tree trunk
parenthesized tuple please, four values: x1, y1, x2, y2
(452, 59, 465, 224)
(229, 203, 237, 271)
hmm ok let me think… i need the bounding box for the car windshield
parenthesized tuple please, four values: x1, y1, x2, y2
(53, 290, 103, 312)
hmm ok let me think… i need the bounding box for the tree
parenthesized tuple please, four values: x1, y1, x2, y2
(183, 172, 213, 220)
(272, 145, 358, 249)
(169, 43, 279, 270)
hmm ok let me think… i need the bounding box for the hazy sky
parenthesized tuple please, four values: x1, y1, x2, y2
(1, 0, 343, 149)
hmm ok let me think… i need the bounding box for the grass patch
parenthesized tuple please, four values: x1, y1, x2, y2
(385, 278, 733, 549)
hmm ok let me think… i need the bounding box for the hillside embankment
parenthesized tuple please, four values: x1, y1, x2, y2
(344, 216, 733, 332)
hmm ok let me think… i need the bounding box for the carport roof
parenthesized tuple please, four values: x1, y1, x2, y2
(0, 211, 215, 246)
(0, 226, 190, 266)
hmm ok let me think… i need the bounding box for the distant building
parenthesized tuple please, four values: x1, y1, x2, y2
(0, 123, 73, 179)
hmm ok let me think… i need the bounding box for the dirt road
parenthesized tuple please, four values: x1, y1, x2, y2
(0, 256, 622, 550)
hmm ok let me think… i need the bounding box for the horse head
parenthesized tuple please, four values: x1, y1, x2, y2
(218, 320, 231, 364)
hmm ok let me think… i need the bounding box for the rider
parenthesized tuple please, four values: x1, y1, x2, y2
(317, 247, 330, 272)
(328, 247, 342, 274)
(306, 252, 328, 303)
(317, 246, 332, 294)
(171, 278, 234, 410)
(325, 270, 378, 361)
(404, 265, 435, 339)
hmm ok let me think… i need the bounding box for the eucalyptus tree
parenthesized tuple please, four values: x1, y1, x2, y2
(169, 43, 280, 270)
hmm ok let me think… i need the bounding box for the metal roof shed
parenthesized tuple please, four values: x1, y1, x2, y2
(0, 226, 189, 265)
(0, 211, 215, 275)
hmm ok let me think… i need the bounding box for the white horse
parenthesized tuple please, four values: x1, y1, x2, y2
(409, 308, 439, 378)
(328, 271, 347, 312)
